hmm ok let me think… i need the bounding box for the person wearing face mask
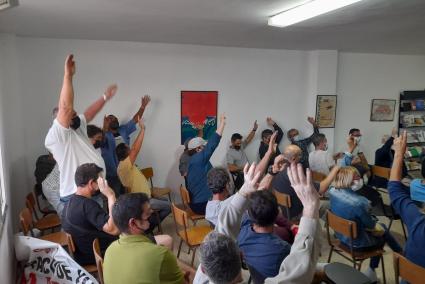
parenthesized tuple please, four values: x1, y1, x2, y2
(102, 95, 151, 195)
(259, 117, 284, 166)
(45, 55, 115, 202)
(226, 120, 258, 190)
(309, 133, 343, 175)
(103, 193, 195, 284)
(287, 117, 320, 169)
(329, 167, 403, 282)
(62, 163, 120, 266)
(186, 114, 226, 215)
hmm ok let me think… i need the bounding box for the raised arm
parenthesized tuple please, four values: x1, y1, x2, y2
(216, 113, 226, 136)
(57, 55, 76, 128)
(98, 177, 120, 235)
(318, 165, 339, 195)
(340, 135, 357, 167)
(306, 117, 320, 142)
(84, 84, 117, 123)
(268, 117, 284, 144)
(244, 120, 258, 145)
(128, 118, 145, 164)
(132, 95, 151, 122)
(257, 154, 288, 190)
(255, 131, 277, 176)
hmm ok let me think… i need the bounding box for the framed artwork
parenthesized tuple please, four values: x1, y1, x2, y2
(181, 91, 218, 144)
(315, 95, 337, 128)
(370, 99, 396, 121)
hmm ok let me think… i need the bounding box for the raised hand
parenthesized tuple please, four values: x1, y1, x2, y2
(220, 113, 226, 126)
(393, 131, 407, 156)
(64, 54, 76, 77)
(97, 177, 114, 198)
(272, 154, 289, 174)
(239, 163, 262, 197)
(287, 163, 320, 218)
(104, 84, 118, 101)
(267, 131, 278, 154)
(307, 117, 317, 126)
(141, 95, 151, 108)
(253, 120, 258, 131)
(347, 135, 357, 152)
(391, 127, 398, 138)
(266, 117, 275, 126)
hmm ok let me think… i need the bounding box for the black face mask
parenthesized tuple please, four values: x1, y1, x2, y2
(70, 116, 81, 130)
(110, 120, 119, 130)
(234, 145, 241, 150)
(93, 140, 103, 149)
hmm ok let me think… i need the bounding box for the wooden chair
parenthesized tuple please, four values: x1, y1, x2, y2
(311, 171, 327, 183)
(326, 210, 387, 284)
(19, 207, 67, 246)
(171, 203, 212, 266)
(93, 238, 104, 284)
(371, 165, 391, 194)
(33, 184, 56, 216)
(273, 189, 292, 220)
(141, 167, 172, 202)
(25, 192, 61, 233)
(180, 185, 205, 224)
(66, 233, 98, 274)
(393, 252, 425, 284)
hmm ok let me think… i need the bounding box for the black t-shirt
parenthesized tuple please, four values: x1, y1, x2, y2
(62, 195, 117, 265)
(272, 169, 319, 219)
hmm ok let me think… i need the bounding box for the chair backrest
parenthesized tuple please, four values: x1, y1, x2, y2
(25, 192, 40, 220)
(171, 203, 189, 241)
(326, 210, 358, 239)
(93, 238, 104, 284)
(19, 207, 34, 236)
(371, 165, 391, 180)
(393, 252, 425, 284)
(180, 185, 191, 207)
(273, 189, 291, 208)
(66, 233, 76, 258)
(33, 184, 55, 215)
(141, 167, 154, 188)
(311, 171, 327, 183)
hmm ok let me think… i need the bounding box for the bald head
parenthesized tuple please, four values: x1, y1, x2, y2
(283, 145, 302, 163)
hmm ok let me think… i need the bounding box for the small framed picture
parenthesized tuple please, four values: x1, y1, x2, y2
(315, 95, 337, 128)
(370, 99, 396, 121)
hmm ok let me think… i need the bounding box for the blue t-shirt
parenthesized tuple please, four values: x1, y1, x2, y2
(237, 214, 291, 280)
(101, 120, 136, 177)
(187, 132, 221, 204)
(410, 179, 425, 202)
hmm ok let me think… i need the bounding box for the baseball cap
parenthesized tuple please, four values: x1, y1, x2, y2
(188, 137, 207, 150)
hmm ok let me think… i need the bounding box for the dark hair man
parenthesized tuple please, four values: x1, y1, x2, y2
(259, 117, 284, 167)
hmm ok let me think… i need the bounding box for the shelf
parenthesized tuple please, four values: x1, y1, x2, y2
(407, 141, 425, 144)
(400, 110, 425, 113)
(401, 125, 425, 129)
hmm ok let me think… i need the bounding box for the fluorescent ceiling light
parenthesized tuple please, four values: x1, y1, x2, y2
(268, 0, 364, 28)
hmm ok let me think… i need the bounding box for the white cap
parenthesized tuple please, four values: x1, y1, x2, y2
(188, 137, 207, 150)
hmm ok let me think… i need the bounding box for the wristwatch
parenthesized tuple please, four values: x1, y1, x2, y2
(267, 165, 277, 176)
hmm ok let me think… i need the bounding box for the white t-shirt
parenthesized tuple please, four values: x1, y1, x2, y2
(308, 150, 334, 175)
(205, 196, 234, 226)
(45, 114, 106, 197)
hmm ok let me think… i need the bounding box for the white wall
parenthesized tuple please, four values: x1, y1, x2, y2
(15, 37, 313, 199)
(335, 53, 425, 161)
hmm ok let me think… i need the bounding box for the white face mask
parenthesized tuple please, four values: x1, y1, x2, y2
(351, 179, 363, 191)
(292, 135, 301, 142)
(354, 136, 361, 144)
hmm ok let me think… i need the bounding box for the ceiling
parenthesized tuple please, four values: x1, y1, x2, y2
(1, 0, 425, 54)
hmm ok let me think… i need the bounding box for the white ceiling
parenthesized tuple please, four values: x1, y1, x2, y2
(1, 0, 425, 54)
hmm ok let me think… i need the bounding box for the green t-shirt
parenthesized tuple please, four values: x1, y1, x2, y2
(103, 234, 184, 284)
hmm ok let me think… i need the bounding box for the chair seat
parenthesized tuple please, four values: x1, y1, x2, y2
(40, 231, 68, 247)
(178, 225, 212, 246)
(187, 209, 205, 221)
(83, 264, 98, 274)
(35, 213, 61, 231)
(152, 187, 171, 199)
(330, 239, 385, 260)
(325, 262, 372, 284)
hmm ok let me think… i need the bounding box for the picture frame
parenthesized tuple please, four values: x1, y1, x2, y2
(181, 91, 218, 144)
(370, 99, 396, 121)
(315, 95, 337, 128)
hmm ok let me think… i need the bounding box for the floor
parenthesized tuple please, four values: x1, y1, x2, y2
(161, 193, 405, 283)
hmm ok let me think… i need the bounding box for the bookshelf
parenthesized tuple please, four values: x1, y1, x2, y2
(399, 90, 425, 177)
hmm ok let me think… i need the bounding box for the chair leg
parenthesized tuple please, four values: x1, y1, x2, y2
(388, 219, 393, 231)
(187, 246, 191, 254)
(191, 247, 197, 267)
(400, 220, 407, 240)
(177, 239, 183, 258)
(327, 247, 333, 263)
(357, 260, 363, 271)
(381, 255, 386, 284)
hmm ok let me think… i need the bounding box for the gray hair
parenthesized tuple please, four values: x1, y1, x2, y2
(200, 231, 241, 284)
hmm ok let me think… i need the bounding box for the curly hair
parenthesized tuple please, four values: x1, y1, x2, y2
(207, 167, 230, 194)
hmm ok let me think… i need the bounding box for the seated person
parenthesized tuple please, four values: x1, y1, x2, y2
(287, 117, 319, 169)
(309, 133, 342, 175)
(238, 191, 291, 281)
(186, 114, 226, 215)
(179, 126, 202, 186)
(226, 121, 257, 190)
(103, 192, 194, 284)
(272, 144, 337, 219)
(41, 163, 63, 216)
(258, 117, 284, 166)
(389, 131, 425, 268)
(194, 162, 322, 284)
(329, 166, 403, 282)
(62, 163, 119, 265)
(116, 119, 171, 231)
(102, 95, 151, 195)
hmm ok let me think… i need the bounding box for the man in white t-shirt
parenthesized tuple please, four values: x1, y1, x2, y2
(309, 134, 342, 175)
(45, 54, 117, 201)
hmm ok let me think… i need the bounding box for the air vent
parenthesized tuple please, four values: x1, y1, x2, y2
(0, 0, 19, 11)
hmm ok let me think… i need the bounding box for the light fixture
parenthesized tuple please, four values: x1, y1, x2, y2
(268, 0, 364, 28)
